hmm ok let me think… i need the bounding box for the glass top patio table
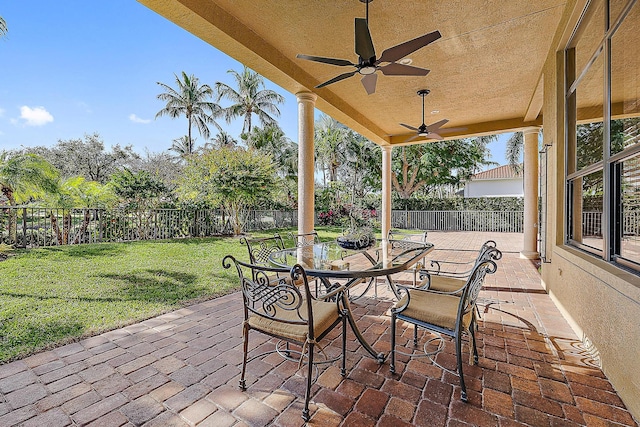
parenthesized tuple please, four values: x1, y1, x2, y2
(269, 239, 434, 282)
(269, 239, 434, 363)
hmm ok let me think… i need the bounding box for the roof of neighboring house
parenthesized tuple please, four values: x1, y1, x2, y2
(471, 164, 522, 180)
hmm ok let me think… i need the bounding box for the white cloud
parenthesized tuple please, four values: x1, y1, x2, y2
(19, 106, 54, 126)
(129, 114, 151, 124)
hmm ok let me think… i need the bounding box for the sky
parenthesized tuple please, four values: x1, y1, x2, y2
(0, 1, 512, 166)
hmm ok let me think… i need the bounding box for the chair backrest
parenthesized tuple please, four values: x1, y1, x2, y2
(239, 234, 285, 265)
(388, 229, 428, 249)
(222, 255, 315, 335)
(475, 240, 502, 265)
(288, 231, 320, 247)
(457, 259, 498, 323)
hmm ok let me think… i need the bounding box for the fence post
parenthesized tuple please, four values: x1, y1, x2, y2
(21, 207, 27, 248)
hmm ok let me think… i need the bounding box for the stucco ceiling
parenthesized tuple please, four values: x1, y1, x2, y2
(138, 0, 566, 146)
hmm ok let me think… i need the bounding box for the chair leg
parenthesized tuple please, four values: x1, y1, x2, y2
(413, 325, 419, 346)
(469, 323, 479, 365)
(455, 332, 467, 402)
(390, 312, 397, 374)
(240, 324, 249, 391)
(341, 316, 347, 377)
(302, 341, 314, 422)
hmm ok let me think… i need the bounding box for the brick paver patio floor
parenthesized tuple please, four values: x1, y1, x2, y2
(0, 231, 637, 426)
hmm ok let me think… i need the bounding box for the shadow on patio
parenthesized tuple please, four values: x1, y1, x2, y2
(0, 232, 636, 426)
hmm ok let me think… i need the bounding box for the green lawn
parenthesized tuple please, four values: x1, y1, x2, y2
(0, 227, 346, 363)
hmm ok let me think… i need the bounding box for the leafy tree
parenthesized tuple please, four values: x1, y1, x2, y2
(41, 176, 116, 244)
(110, 169, 168, 239)
(392, 136, 496, 208)
(179, 147, 276, 235)
(29, 133, 138, 183)
(215, 66, 285, 138)
(156, 71, 222, 151)
(0, 151, 59, 242)
(128, 150, 183, 193)
(0, 152, 59, 206)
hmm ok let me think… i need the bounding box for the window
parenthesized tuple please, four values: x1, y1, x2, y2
(566, 0, 640, 270)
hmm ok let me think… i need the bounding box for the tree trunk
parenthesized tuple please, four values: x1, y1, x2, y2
(63, 211, 71, 245)
(73, 209, 91, 244)
(49, 211, 63, 245)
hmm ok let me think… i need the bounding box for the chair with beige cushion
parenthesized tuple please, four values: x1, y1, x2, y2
(222, 255, 347, 422)
(419, 240, 501, 294)
(390, 258, 498, 402)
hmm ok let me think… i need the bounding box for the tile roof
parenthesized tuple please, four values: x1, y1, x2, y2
(472, 164, 522, 180)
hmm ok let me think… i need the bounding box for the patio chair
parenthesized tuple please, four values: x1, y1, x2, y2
(288, 230, 320, 247)
(419, 240, 501, 294)
(390, 258, 498, 402)
(388, 229, 429, 286)
(239, 233, 285, 266)
(222, 255, 347, 422)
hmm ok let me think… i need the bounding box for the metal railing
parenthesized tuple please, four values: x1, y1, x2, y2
(1, 206, 534, 248)
(0, 207, 300, 248)
(391, 210, 524, 233)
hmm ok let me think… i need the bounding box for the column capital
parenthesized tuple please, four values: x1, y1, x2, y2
(381, 145, 392, 153)
(296, 91, 317, 103)
(522, 126, 541, 136)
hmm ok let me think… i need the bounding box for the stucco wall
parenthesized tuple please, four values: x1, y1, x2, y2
(542, 0, 640, 417)
(464, 178, 524, 198)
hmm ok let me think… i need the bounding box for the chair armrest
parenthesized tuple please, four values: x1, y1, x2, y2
(421, 259, 476, 277)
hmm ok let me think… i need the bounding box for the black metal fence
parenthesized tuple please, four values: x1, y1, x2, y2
(0, 207, 298, 248)
(0, 206, 528, 248)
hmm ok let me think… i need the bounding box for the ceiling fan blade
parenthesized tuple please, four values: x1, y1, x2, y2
(361, 73, 377, 95)
(355, 18, 376, 60)
(380, 63, 430, 76)
(315, 71, 357, 88)
(438, 126, 468, 134)
(405, 134, 420, 143)
(400, 123, 419, 131)
(296, 54, 355, 67)
(377, 30, 442, 63)
(426, 132, 444, 141)
(427, 119, 449, 132)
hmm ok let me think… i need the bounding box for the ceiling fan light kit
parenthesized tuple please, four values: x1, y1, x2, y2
(296, 0, 441, 95)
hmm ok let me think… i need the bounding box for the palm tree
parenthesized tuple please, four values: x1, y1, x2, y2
(169, 135, 196, 158)
(247, 125, 298, 178)
(156, 72, 222, 151)
(215, 67, 285, 138)
(315, 115, 350, 184)
(209, 131, 238, 149)
(505, 132, 524, 173)
(0, 152, 59, 243)
(0, 16, 7, 38)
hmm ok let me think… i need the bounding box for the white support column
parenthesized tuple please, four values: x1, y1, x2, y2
(296, 92, 317, 236)
(381, 146, 392, 241)
(521, 126, 541, 259)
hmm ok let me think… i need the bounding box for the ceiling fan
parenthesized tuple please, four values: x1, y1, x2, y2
(400, 89, 465, 142)
(296, 0, 441, 95)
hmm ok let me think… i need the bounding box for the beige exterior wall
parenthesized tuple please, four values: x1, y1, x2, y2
(542, 0, 640, 417)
